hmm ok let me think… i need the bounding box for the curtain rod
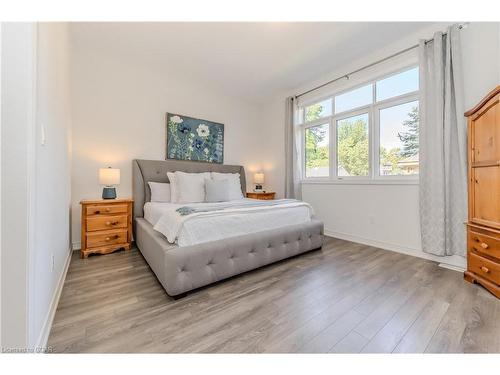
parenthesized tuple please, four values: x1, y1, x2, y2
(294, 23, 468, 99)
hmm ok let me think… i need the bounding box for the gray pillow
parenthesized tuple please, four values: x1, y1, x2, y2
(205, 178, 230, 202)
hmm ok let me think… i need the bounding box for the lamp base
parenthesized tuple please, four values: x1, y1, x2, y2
(102, 187, 117, 199)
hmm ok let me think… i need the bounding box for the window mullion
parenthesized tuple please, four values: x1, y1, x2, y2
(370, 83, 376, 180)
(332, 93, 336, 179)
(373, 105, 380, 179)
(331, 117, 336, 179)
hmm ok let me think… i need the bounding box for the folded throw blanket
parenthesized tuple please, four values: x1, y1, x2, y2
(176, 199, 299, 216)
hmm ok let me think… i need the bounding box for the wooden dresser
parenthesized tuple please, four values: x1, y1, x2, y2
(80, 199, 133, 259)
(464, 85, 500, 298)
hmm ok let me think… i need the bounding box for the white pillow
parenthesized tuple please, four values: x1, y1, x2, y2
(211, 172, 244, 200)
(166, 172, 179, 203)
(205, 178, 230, 202)
(148, 182, 171, 202)
(175, 171, 211, 203)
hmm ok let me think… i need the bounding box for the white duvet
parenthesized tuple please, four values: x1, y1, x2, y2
(144, 199, 313, 247)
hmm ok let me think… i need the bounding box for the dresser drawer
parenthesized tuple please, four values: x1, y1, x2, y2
(468, 229, 500, 261)
(86, 204, 128, 216)
(87, 214, 128, 232)
(87, 229, 128, 248)
(468, 252, 500, 285)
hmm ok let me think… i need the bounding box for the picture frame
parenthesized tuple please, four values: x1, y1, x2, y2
(165, 113, 224, 164)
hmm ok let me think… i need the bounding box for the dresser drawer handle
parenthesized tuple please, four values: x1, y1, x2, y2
(480, 266, 490, 273)
(480, 242, 489, 249)
(105, 221, 119, 226)
(105, 208, 111, 212)
(105, 235, 119, 241)
(94, 210, 100, 214)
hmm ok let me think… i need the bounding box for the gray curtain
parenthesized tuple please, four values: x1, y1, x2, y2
(419, 24, 467, 257)
(284, 96, 302, 199)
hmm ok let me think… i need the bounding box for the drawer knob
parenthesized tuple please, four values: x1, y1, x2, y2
(106, 208, 111, 212)
(106, 221, 111, 226)
(480, 242, 489, 249)
(95, 210, 100, 214)
(105, 237, 110, 241)
(480, 266, 490, 273)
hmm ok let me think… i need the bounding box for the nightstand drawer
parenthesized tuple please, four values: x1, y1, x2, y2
(87, 229, 128, 248)
(86, 204, 128, 216)
(468, 252, 500, 285)
(246, 192, 276, 200)
(469, 229, 500, 261)
(87, 214, 128, 232)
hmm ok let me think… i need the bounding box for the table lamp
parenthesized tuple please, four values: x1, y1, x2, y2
(253, 172, 264, 192)
(99, 167, 120, 199)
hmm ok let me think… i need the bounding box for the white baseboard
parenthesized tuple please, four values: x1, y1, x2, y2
(36, 246, 72, 349)
(72, 241, 81, 251)
(324, 228, 466, 270)
(438, 263, 466, 272)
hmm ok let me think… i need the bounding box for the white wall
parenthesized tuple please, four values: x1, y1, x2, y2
(70, 42, 265, 248)
(32, 22, 73, 347)
(260, 22, 500, 268)
(461, 22, 500, 109)
(1, 22, 35, 349)
(1, 22, 72, 349)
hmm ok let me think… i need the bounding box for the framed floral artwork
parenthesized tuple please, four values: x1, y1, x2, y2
(166, 113, 224, 164)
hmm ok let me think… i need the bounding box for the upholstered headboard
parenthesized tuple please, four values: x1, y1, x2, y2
(132, 159, 246, 219)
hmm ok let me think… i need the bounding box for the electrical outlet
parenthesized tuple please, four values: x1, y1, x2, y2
(51, 254, 55, 272)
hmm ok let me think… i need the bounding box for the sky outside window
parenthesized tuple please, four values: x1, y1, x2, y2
(376, 67, 419, 102)
(335, 84, 372, 114)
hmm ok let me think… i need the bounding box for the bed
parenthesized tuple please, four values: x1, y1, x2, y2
(133, 159, 324, 297)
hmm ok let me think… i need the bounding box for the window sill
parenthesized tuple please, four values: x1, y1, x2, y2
(301, 178, 419, 186)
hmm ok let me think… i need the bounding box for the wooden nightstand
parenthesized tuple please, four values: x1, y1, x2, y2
(80, 198, 133, 259)
(246, 192, 276, 200)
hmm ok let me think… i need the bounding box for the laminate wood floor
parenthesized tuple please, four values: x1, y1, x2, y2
(48, 237, 500, 353)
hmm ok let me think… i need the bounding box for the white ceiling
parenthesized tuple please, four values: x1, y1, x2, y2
(70, 22, 435, 102)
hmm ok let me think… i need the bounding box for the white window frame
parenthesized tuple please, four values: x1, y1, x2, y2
(299, 64, 420, 185)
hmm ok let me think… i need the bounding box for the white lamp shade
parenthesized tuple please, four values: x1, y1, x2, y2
(99, 168, 120, 186)
(254, 172, 264, 184)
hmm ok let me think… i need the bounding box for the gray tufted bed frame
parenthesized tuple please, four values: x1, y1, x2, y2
(133, 159, 324, 297)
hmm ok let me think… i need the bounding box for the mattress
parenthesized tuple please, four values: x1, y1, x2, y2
(144, 199, 313, 247)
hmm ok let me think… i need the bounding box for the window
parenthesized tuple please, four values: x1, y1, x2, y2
(305, 124, 329, 177)
(379, 101, 419, 176)
(376, 67, 419, 101)
(305, 99, 332, 121)
(298, 65, 419, 182)
(335, 84, 372, 114)
(337, 113, 369, 176)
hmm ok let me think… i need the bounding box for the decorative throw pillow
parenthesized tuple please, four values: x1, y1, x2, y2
(166, 172, 179, 203)
(205, 178, 230, 202)
(211, 172, 244, 200)
(148, 182, 171, 202)
(175, 171, 211, 203)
